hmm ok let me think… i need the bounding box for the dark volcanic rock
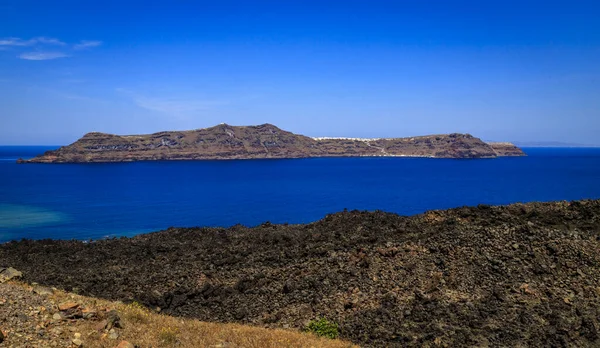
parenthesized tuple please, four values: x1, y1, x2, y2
(20, 123, 524, 163)
(1, 200, 599, 347)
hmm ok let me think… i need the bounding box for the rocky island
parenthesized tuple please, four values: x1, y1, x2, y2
(18, 123, 524, 163)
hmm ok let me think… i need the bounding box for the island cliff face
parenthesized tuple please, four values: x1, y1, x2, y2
(487, 142, 527, 157)
(19, 123, 525, 163)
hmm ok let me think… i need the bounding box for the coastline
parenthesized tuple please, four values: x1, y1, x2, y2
(17, 148, 516, 163)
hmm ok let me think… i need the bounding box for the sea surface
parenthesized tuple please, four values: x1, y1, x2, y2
(1, 146, 599, 242)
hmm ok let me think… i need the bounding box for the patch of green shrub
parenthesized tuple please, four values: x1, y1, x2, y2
(306, 317, 339, 339)
(158, 326, 179, 345)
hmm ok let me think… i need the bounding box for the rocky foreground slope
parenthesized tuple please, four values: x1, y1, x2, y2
(0, 280, 354, 347)
(19, 123, 524, 163)
(1, 200, 599, 346)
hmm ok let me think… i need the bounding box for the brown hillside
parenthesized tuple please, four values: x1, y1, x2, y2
(20, 124, 524, 163)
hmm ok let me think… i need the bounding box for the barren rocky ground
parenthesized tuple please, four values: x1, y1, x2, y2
(1, 200, 599, 346)
(0, 280, 354, 347)
(0, 279, 126, 347)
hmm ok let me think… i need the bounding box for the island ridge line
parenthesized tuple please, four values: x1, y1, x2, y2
(19, 123, 525, 163)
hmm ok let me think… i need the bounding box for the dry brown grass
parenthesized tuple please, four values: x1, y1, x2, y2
(42, 284, 357, 348)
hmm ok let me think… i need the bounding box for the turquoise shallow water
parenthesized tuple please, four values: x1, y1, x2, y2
(0, 146, 599, 242)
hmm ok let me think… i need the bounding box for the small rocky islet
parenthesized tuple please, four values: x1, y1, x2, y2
(1, 199, 599, 346)
(18, 123, 524, 163)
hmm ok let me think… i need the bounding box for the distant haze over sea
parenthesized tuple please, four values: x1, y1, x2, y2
(511, 141, 600, 148)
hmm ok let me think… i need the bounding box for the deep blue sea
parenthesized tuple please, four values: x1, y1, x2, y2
(1, 146, 599, 242)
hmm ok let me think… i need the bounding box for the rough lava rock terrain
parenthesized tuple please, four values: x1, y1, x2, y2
(1, 200, 598, 346)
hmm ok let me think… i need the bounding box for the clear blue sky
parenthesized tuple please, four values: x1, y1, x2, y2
(1, 0, 599, 145)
